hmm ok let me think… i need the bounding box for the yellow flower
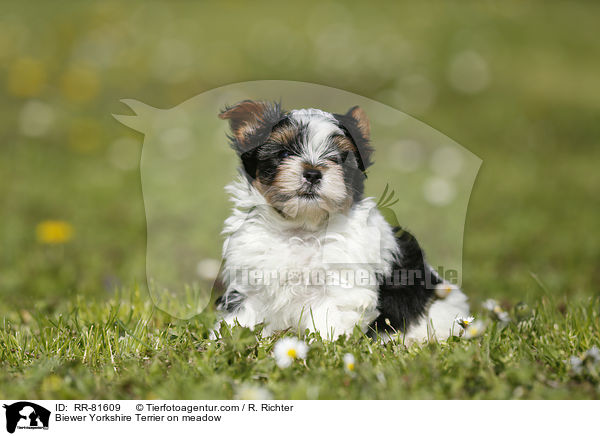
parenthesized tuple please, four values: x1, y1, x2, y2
(36, 220, 73, 244)
(60, 64, 100, 103)
(7, 57, 47, 97)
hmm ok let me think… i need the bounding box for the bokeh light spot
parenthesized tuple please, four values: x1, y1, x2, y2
(60, 64, 101, 103)
(19, 100, 55, 137)
(423, 177, 456, 206)
(7, 57, 47, 97)
(448, 50, 490, 94)
(430, 145, 464, 177)
(387, 140, 424, 172)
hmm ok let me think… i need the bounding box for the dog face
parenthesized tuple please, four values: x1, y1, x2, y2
(220, 101, 373, 224)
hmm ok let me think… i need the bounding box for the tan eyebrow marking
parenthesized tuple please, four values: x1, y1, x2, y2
(268, 123, 299, 145)
(331, 135, 356, 153)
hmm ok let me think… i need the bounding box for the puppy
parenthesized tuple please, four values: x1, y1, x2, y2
(215, 100, 469, 342)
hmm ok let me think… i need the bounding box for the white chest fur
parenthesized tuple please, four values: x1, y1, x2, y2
(220, 178, 399, 339)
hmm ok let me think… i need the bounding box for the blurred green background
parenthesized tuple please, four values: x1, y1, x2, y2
(1, 1, 599, 315)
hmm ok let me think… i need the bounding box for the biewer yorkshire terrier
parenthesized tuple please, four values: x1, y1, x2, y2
(214, 100, 469, 342)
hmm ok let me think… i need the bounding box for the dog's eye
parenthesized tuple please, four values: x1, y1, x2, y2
(278, 150, 290, 159)
(328, 151, 349, 164)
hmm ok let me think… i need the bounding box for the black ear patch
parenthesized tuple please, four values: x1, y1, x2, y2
(239, 148, 258, 179)
(333, 106, 373, 173)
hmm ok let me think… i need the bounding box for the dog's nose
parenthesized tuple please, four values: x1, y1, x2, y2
(303, 168, 322, 184)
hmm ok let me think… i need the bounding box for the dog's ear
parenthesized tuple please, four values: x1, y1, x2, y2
(219, 100, 283, 153)
(334, 106, 373, 173)
(346, 106, 370, 139)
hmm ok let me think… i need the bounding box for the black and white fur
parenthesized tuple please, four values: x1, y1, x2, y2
(215, 100, 469, 342)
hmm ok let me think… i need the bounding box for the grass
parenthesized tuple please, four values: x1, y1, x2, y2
(1, 289, 599, 399)
(1, 1, 600, 399)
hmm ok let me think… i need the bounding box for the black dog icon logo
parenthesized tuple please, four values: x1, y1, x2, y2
(3, 402, 50, 433)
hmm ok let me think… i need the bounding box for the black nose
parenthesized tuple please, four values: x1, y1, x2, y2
(303, 168, 322, 184)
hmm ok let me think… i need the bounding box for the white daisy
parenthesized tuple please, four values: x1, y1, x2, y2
(455, 315, 475, 329)
(492, 306, 504, 314)
(343, 353, 356, 373)
(482, 299, 511, 323)
(569, 356, 583, 374)
(585, 346, 600, 363)
(273, 337, 308, 368)
(435, 283, 457, 299)
(496, 311, 511, 323)
(464, 320, 485, 339)
(482, 299, 499, 312)
(235, 384, 273, 400)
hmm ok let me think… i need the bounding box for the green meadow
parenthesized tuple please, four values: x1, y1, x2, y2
(1, 1, 599, 399)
